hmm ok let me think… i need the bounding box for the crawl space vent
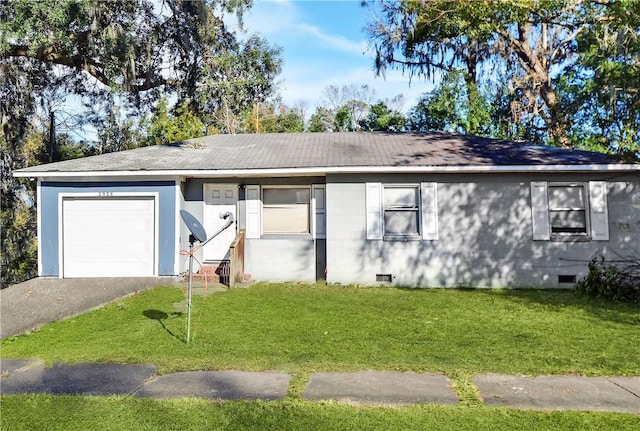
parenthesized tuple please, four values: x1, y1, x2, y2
(558, 275, 577, 284)
(376, 274, 393, 282)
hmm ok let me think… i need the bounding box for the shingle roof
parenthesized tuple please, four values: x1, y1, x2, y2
(15, 132, 632, 176)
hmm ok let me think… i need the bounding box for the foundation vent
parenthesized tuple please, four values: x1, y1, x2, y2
(558, 275, 577, 284)
(376, 274, 393, 283)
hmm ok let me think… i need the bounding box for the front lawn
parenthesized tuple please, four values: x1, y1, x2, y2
(3, 283, 639, 430)
(2, 283, 638, 379)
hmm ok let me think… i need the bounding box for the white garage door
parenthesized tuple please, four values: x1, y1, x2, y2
(62, 196, 156, 277)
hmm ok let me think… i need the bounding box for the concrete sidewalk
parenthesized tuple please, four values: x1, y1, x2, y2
(0, 277, 175, 339)
(1, 359, 638, 413)
(474, 374, 639, 413)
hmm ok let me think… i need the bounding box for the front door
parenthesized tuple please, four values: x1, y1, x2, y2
(203, 184, 238, 261)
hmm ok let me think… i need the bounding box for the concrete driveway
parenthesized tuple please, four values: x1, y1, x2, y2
(0, 277, 175, 339)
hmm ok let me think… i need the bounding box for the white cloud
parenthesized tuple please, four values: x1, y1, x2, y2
(296, 23, 367, 55)
(239, 0, 298, 37)
(237, 1, 438, 115)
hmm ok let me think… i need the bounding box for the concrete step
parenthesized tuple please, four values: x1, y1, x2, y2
(184, 265, 251, 286)
(185, 272, 220, 283)
(198, 265, 221, 275)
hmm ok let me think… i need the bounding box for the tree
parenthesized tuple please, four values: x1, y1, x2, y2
(308, 107, 336, 133)
(292, 100, 309, 127)
(241, 102, 304, 134)
(0, 169, 37, 288)
(1, 0, 255, 99)
(334, 105, 353, 132)
(96, 111, 143, 153)
(1, 124, 39, 288)
(270, 108, 304, 133)
(1, 0, 281, 144)
(1, 60, 51, 286)
(408, 71, 490, 136)
(560, 3, 640, 158)
(198, 35, 283, 134)
(361, 99, 406, 132)
(366, 0, 640, 151)
(141, 98, 205, 147)
(487, 78, 542, 143)
(322, 84, 375, 131)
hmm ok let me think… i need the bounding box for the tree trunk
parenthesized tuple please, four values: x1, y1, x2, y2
(539, 82, 571, 147)
(507, 23, 571, 147)
(48, 110, 55, 163)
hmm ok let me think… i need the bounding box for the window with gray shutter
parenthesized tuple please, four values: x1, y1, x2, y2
(366, 182, 439, 241)
(530, 181, 609, 241)
(383, 185, 420, 238)
(548, 184, 588, 235)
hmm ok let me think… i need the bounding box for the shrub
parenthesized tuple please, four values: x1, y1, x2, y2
(575, 253, 640, 304)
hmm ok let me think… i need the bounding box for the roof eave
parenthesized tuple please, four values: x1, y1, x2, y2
(13, 164, 640, 179)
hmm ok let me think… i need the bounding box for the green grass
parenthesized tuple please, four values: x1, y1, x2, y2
(2, 283, 638, 377)
(2, 396, 639, 431)
(2, 284, 639, 430)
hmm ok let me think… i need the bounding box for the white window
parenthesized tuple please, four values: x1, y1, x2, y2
(244, 185, 325, 238)
(531, 181, 609, 241)
(383, 186, 420, 237)
(262, 187, 310, 234)
(548, 185, 587, 235)
(366, 182, 438, 241)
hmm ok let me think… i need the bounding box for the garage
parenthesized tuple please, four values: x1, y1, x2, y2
(61, 196, 157, 277)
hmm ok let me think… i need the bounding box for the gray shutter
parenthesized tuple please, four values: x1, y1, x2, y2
(366, 182, 383, 240)
(245, 185, 261, 239)
(530, 181, 550, 241)
(588, 181, 609, 241)
(312, 185, 326, 239)
(420, 182, 438, 240)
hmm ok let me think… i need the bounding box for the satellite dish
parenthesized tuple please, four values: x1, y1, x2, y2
(178, 209, 234, 344)
(179, 209, 208, 344)
(180, 210, 207, 243)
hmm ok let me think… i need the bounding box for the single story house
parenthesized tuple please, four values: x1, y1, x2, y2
(14, 132, 640, 288)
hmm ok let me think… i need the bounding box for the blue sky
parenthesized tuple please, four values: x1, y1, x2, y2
(238, 0, 434, 114)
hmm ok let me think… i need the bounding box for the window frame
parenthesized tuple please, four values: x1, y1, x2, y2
(547, 182, 590, 239)
(366, 182, 438, 241)
(382, 184, 421, 240)
(261, 185, 312, 235)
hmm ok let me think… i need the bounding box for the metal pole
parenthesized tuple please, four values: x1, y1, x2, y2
(187, 239, 193, 343)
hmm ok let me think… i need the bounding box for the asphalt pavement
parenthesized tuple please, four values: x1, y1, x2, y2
(0, 277, 174, 339)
